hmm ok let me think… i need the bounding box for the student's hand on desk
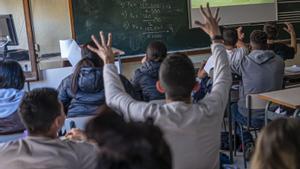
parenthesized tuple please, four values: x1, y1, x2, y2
(65, 128, 87, 141)
(88, 31, 115, 64)
(194, 3, 221, 39)
(283, 22, 296, 35)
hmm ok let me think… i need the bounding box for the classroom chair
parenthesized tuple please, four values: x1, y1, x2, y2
(234, 94, 268, 169)
(63, 115, 94, 133)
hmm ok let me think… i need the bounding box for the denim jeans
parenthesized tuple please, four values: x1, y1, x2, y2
(231, 103, 265, 145)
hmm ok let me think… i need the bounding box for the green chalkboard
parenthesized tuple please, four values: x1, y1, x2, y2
(71, 0, 210, 56)
(71, 0, 300, 56)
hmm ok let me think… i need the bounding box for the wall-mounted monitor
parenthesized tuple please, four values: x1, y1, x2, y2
(0, 14, 19, 46)
(189, 0, 277, 28)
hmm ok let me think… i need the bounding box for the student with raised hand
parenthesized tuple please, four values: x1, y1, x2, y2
(131, 41, 167, 101)
(0, 61, 25, 135)
(250, 118, 300, 169)
(87, 3, 232, 169)
(231, 30, 285, 160)
(0, 88, 98, 169)
(264, 22, 297, 60)
(58, 41, 140, 117)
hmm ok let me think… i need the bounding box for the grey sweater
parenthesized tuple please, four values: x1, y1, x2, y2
(231, 50, 285, 117)
(0, 136, 98, 169)
(103, 43, 232, 169)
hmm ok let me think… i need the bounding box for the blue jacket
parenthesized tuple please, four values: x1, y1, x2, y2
(58, 67, 139, 117)
(0, 89, 25, 134)
(192, 76, 213, 103)
(132, 61, 165, 102)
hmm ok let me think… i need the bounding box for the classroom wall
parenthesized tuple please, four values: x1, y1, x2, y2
(31, 0, 72, 55)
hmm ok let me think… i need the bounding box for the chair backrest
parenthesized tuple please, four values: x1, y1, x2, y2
(64, 116, 94, 132)
(0, 132, 26, 143)
(246, 94, 268, 110)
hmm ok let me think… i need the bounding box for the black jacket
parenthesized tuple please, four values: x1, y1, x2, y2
(132, 61, 165, 102)
(268, 43, 295, 61)
(58, 67, 139, 117)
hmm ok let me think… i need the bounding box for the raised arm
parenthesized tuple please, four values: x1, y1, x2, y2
(195, 3, 232, 116)
(87, 32, 156, 121)
(284, 22, 297, 54)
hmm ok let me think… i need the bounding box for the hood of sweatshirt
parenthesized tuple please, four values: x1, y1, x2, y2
(0, 88, 24, 118)
(139, 61, 161, 79)
(78, 67, 104, 93)
(248, 50, 276, 65)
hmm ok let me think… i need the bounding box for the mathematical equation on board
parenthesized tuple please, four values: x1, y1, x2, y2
(115, 0, 184, 42)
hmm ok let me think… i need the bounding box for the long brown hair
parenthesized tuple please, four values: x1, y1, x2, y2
(71, 41, 103, 94)
(250, 118, 300, 169)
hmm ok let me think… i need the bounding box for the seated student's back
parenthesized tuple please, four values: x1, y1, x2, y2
(0, 88, 98, 169)
(87, 7, 232, 168)
(132, 41, 167, 101)
(58, 42, 138, 117)
(0, 61, 25, 134)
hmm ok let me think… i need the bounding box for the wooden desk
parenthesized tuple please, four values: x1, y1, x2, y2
(258, 87, 300, 124)
(285, 71, 300, 80)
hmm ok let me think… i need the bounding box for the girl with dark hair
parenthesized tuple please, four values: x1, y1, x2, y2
(0, 60, 25, 134)
(58, 41, 139, 117)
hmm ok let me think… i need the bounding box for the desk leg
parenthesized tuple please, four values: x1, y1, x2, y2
(227, 92, 233, 164)
(293, 109, 300, 118)
(265, 101, 272, 125)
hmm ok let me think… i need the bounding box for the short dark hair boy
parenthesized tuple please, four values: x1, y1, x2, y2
(159, 53, 196, 101)
(223, 28, 238, 47)
(250, 30, 268, 50)
(19, 88, 63, 135)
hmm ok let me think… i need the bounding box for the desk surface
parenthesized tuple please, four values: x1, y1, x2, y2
(258, 87, 300, 109)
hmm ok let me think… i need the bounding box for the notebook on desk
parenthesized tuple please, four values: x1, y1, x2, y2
(285, 65, 300, 73)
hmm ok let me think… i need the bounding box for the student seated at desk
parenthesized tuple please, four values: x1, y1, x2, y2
(0, 88, 98, 169)
(231, 30, 285, 159)
(0, 61, 25, 135)
(131, 41, 167, 101)
(193, 27, 247, 102)
(264, 22, 297, 61)
(58, 42, 138, 117)
(250, 118, 300, 169)
(87, 5, 232, 169)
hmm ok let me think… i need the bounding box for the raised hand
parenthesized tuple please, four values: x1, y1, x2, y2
(194, 3, 221, 39)
(88, 31, 115, 64)
(283, 22, 295, 35)
(237, 27, 245, 41)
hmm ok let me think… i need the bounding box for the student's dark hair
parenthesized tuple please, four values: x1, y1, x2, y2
(250, 30, 268, 50)
(71, 41, 104, 94)
(223, 28, 238, 47)
(251, 118, 300, 169)
(86, 109, 172, 169)
(0, 60, 25, 90)
(146, 41, 167, 62)
(159, 53, 195, 101)
(263, 22, 278, 40)
(19, 88, 62, 134)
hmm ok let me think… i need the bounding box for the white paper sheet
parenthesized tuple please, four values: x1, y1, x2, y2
(285, 65, 300, 73)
